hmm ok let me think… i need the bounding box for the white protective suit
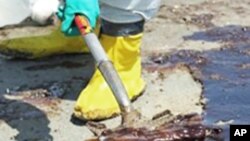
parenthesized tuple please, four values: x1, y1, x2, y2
(0, 0, 59, 27)
(0, 0, 161, 27)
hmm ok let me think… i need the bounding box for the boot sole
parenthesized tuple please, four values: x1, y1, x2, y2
(73, 84, 147, 122)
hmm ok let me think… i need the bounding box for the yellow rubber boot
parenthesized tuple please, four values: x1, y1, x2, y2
(74, 33, 146, 120)
(0, 27, 87, 58)
(0, 23, 100, 59)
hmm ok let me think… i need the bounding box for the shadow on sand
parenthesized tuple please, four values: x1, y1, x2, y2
(0, 53, 95, 140)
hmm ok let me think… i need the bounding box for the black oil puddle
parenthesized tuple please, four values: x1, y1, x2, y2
(0, 54, 95, 100)
(150, 25, 250, 141)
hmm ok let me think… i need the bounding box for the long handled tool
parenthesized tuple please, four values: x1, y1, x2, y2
(74, 15, 141, 125)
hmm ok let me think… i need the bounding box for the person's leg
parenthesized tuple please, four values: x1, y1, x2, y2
(74, 20, 146, 120)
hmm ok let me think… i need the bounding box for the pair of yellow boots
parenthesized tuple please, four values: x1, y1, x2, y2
(0, 27, 145, 120)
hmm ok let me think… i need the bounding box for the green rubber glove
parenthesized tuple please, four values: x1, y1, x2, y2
(57, 0, 100, 36)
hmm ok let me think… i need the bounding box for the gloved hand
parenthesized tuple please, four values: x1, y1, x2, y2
(57, 0, 100, 36)
(31, 0, 60, 25)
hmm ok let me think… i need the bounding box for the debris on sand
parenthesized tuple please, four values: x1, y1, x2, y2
(86, 113, 222, 141)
